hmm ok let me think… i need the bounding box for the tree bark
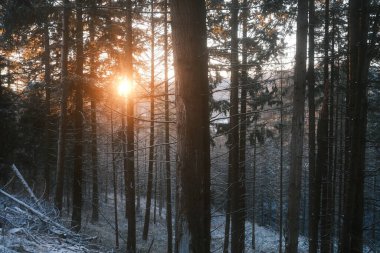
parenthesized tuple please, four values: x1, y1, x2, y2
(89, 1, 99, 223)
(125, 0, 136, 251)
(307, 0, 318, 250)
(54, 0, 70, 214)
(223, 153, 232, 253)
(71, 0, 84, 232)
(240, 0, 248, 249)
(252, 129, 257, 249)
(143, 0, 155, 240)
(230, 1, 245, 252)
(43, 8, 52, 200)
(171, 0, 211, 251)
(285, 0, 308, 251)
(164, 0, 173, 251)
(340, 0, 369, 251)
(279, 63, 284, 253)
(110, 109, 119, 249)
(320, 0, 332, 251)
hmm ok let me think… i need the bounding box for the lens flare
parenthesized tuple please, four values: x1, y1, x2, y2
(117, 77, 133, 97)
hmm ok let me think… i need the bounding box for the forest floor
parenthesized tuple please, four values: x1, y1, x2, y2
(0, 191, 309, 253)
(78, 194, 310, 252)
(0, 184, 307, 253)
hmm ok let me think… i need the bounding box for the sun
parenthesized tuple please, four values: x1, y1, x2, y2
(117, 77, 133, 97)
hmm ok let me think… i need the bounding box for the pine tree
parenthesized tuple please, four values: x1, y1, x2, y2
(340, 0, 370, 251)
(285, 0, 308, 251)
(71, 0, 84, 232)
(55, 0, 70, 214)
(171, 0, 211, 251)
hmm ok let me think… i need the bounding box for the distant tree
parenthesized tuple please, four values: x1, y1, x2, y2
(320, 0, 333, 251)
(42, 0, 52, 200)
(285, 0, 308, 251)
(239, 0, 249, 249)
(229, 0, 245, 252)
(143, 0, 156, 240)
(89, 1, 99, 223)
(125, 0, 136, 251)
(307, 0, 318, 250)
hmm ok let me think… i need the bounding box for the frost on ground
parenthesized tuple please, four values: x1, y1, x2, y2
(0, 194, 105, 253)
(1, 192, 308, 253)
(211, 212, 308, 253)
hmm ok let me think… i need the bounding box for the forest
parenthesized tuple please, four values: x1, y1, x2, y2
(0, 0, 379, 252)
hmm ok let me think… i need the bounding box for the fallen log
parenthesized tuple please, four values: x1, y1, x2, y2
(11, 164, 42, 210)
(0, 189, 73, 236)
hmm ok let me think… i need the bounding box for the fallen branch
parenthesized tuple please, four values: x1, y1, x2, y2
(147, 238, 155, 253)
(11, 164, 41, 210)
(0, 189, 73, 236)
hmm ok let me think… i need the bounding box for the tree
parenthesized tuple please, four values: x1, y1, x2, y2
(71, 0, 84, 232)
(171, 0, 211, 251)
(229, 0, 245, 252)
(320, 0, 333, 250)
(285, 0, 308, 251)
(143, 0, 155, 240)
(307, 0, 317, 250)
(110, 107, 120, 249)
(54, 0, 70, 214)
(240, 0, 249, 249)
(89, 0, 99, 223)
(340, 0, 370, 251)
(125, 0, 136, 251)
(163, 0, 173, 252)
(42, 0, 52, 200)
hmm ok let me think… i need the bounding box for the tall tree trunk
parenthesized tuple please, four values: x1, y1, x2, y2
(171, 0, 211, 251)
(336, 84, 344, 251)
(317, 96, 328, 253)
(329, 4, 337, 252)
(125, 0, 136, 251)
(143, 0, 155, 240)
(136, 127, 141, 212)
(240, 0, 248, 249)
(223, 153, 232, 253)
(54, 0, 70, 214)
(43, 9, 51, 200)
(340, 0, 369, 251)
(279, 63, 284, 253)
(122, 97, 128, 217)
(230, 0, 245, 252)
(285, 0, 308, 251)
(111, 109, 119, 249)
(252, 128, 257, 249)
(71, 0, 84, 232)
(89, 2, 99, 223)
(307, 0, 317, 250)
(320, 0, 332, 250)
(154, 160, 158, 224)
(164, 0, 173, 251)
(372, 176, 376, 241)
(330, 5, 340, 252)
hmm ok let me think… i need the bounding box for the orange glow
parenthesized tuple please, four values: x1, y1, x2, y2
(117, 77, 134, 97)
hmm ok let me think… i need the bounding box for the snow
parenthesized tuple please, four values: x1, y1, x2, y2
(1, 193, 309, 253)
(0, 195, 106, 253)
(210, 212, 308, 253)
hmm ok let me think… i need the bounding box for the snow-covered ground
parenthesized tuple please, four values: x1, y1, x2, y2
(81, 196, 309, 252)
(210, 213, 308, 253)
(1, 194, 308, 253)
